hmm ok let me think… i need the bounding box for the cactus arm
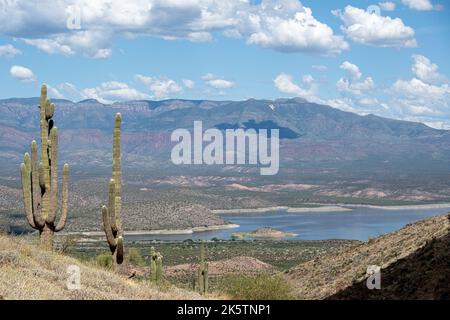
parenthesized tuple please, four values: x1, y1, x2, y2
(116, 236, 124, 264)
(24, 152, 31, 172)
(38, 161, 50, 221)
(46, 102, 54, 119)
(38, 162, 45, 189)
(54, 164, 69, 232)
(47, 127, 58, 225)
(30, 140, 44, 228)
(20, 160, 35, 228)
(115, 196, 122, 235)
(102, 205, 117, 250)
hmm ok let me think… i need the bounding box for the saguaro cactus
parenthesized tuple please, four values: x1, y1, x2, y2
(20, 84, 69, 250)
(150, 247, 163, 283)
(198, 241, 209, 295)
(101, 113, 124, 265)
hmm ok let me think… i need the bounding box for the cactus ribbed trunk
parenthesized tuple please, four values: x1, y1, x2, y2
(102, 113, 124, 266)
(198, 241, 209, 295)
(40, 225, 54, 250)
(20, 84, 70, 250)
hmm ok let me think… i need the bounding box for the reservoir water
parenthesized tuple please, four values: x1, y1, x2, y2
(125, 205, 450, 242)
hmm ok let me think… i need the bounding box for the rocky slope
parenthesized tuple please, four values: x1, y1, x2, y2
(66, 200, 228, 232)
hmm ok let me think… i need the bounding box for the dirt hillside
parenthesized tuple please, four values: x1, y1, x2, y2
(285, 213, 450, 299)
(165, 256, 275, 277)
(0, 235, 201, 300)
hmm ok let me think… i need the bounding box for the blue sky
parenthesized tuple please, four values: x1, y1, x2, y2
(0, 0, 449, 128)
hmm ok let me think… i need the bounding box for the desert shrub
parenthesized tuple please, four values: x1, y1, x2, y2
(96, 253, 113, 269)
(57, 235, 78, 254)
(127, 248, 144, 266)
(222, 274, 292, 300)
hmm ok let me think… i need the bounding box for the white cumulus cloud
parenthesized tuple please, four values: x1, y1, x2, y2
(337, 61, 375, 96)
(378, 2, 396, 11)
(135, 74, 183, 99)
(401, 0, 438, 11)
(340, 61, 362, 80)
(10, 65, 36, 82)
(273, 73, 319, 102)
(241, 2, 348, 55)
(81, 81, 151, 104)
(388, 55, 450, 125)
(202, 73, 235, 89)
(0, 0, 348, 57)
(333, 5, 417, 48)
(411, 54, 447, 84)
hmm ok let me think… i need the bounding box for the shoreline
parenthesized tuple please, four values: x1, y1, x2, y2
(213, 205, 352, 214)
(213, 202, 450, 214)
(345, 203, 450, 210)
(74, 223, 240, 236)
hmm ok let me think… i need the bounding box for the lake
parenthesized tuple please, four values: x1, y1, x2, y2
(125, 205, 450, 241)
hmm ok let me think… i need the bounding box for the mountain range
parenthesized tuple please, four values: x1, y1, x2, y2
(1, 96, 450, 179)
(0, 98, 450, 166)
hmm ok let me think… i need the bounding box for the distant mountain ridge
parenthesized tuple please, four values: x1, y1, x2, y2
(1, 96, 450, 174)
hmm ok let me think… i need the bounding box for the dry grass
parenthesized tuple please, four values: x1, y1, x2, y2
(221, 273, 292, 300)
(0, 235, 202, 300)
(285, 213, 450, 299)
(165, 256, 275, 277)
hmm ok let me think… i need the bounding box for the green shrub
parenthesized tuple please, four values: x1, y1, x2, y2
(96, 253, 113, 269)
(127, 248, 144, 266)
(222, 274, 292, 300)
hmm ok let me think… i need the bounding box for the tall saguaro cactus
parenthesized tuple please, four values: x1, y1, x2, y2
(20, 84, 69, 250)
(102, 113, 124, 265)
(198, 241, 209, 295)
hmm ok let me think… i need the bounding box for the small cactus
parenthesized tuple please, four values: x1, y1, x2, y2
(101, 113, 124, 265)
(20, 84, 69, 250)
(198, 241, 209, 295)
(150, 247, 163, 283)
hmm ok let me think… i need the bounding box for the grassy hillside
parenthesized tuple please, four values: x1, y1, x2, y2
(1, 213, 449, 300)
(0, 235, 201, 300)
(285, 213, 450, 299)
